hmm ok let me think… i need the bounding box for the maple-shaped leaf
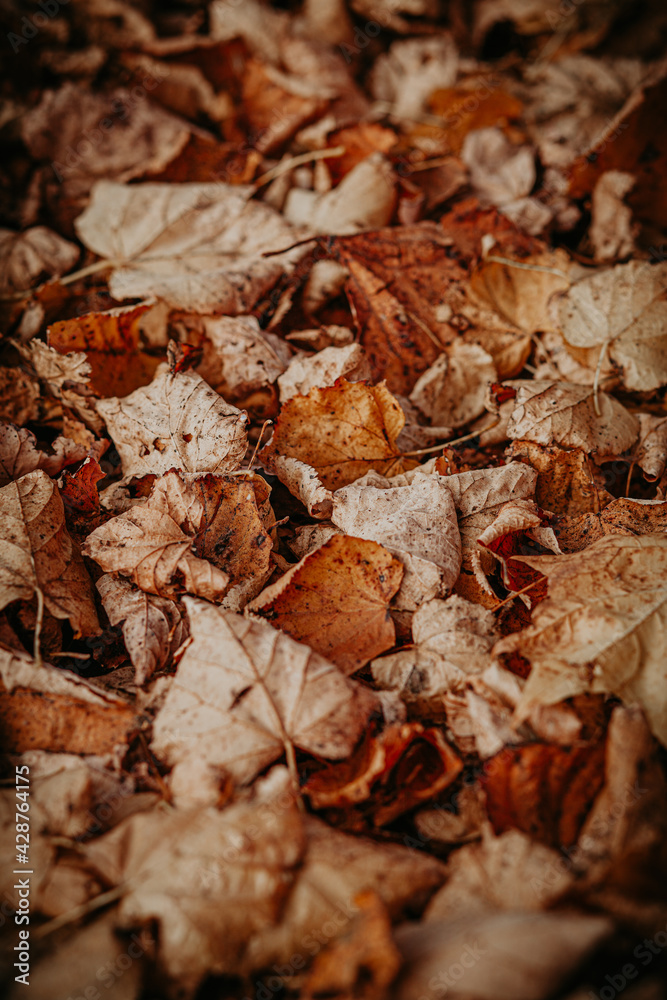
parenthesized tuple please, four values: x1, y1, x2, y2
(48, 302, 161, 398)
(151, 597, 379, 787)
(0, 470, 99, 636)
(0, 644, 134, 754)
(248, 534, 403, 674)
(97, 574, 187, 685)
(503, 379, 639, 456)
(332, 472, 461, 610)
(83, 470, 272, 605)
(261, 378, 409, 493)
(96, 368, 248, 482)
(74, 180, 303, 313)
(0, 422, 86, 488)
(557, 260, 667, 391)
(496, 534, 667, 746)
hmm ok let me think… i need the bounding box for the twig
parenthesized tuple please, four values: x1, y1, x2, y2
(33, 587, 44, 669)
(400, 418, 500, 457)
(494, 577, 544, 609)
(483, 254, 572, 281)
(253, 146, 346, 190)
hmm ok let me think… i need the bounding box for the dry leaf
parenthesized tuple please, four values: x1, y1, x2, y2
(96, 368, 248, 482)
(261, 378, 408, 491)
(409, 341, 497, 429)
(285, 153, 397, 234)
(278, 343, 370, 402)
(590, 170, 637, 262)
(555, 497, 667, 553)
(0, 423, 87, 487)
(636, 413, 667, 481)
(462, 127, 536, 208)
(470, 247, 573, 334)
(0, 469, 99, 635)
(507, 439, 610, 516)
(151, 597, 378, 789)
(75, 180, 304, 313)
(557, 260, 667, 391)
(332, 472, 461, 609)
(496, 534, 667, 746)
(504, 379, 639, 456)
(0, 367, 40, 427)
(248, 534, 403, 674)
(0, 645, 134, 754)
(0, 226, 79, 293)
(97, 574, 187, 684)
(370, 36, 458, 120)
(48, 302, 161, 398)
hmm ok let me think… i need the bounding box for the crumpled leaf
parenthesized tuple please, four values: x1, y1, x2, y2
(285, 153, 397, 234)
(0, 645, 134, 754)
(507, 439, 611, 516)
(409, 341, 497, 429)
(0, 422, 87, 487)
(97, 574, 187, 684)
(496, 534, 667, 746)
(555, 497, 667, 553)
(557, 260, 667, 390)
(304, 722, 462, 827)
(0, 226, 79, 293)
(636, 413, 667, 481)
(151, 598, 378, 790)
(261, 378, 409, 492)
(75, 180, 304, 313)
(332, 471, 461, 609)
(0, 367, 40, 427)
(503, 379, 639, 456)
(0, 469, 99, 635)
(48, 302, 160, 398)
(96, 367, 248, 482)
(278, 343, 370, 402)
(83, 768, 305, 998)
(371, 595, 497, 711)
(248, 534, 403, 674)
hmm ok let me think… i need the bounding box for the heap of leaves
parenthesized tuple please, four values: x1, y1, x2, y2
(2, 1, 667, 998)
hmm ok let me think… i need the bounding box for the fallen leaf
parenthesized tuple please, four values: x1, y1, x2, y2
(503, 379, 639, 456)
(0, 226, 79, 293)
(0, 367, 40, 427)
(248, 534, 403, 674)
(636, 413, 667, 481)
(261, 377, 411, 495)
(507, 439, 610, 516)
(0, 645, 134, 754)
(496, 534, 667, 746)
(96, 368, 248, 482)
(48, 302, 161, 398)
(370, 36, 458, 120)
(426, 84, 523, 155)
(325, 122, 397, 184)
(304, 722, 462, 826)
(278, 343, 370, 402)
(590, 170, 638, 262)
(332, 472, 461, 609)
(59, 456, 105, 517)
(285, 153, 397, 234)
(97, 574, 187, 684)
(470, 247, 573, 333)
(151, 598, 378, 788)
(74, 180, 304, 313)
(409, 341, 497, 429)
(0, 423, 87, 487)
(0, 469, 99, 635)
(482, 740, 607, 848)
(557, 260, 667, 391)
(462, 127, 536, 208)
(554, 496, 667, 553)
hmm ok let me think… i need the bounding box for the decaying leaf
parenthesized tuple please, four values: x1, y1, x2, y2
(248, 534, 403, 674)
(261, 378, 409, 491)
(96, 368, 248, 481)
(0, 423, 87, 487)
(0, 226, 79, 293)
(0, 469, 99, 635)
(151, 597, 378, 791)
(75, 180, 304, 313)
(507, 439, 611, 516)
(557, 260, 667, 390)
(97, 574, 187, 684)
(409, 341, 497, 429)
(497, 534, 667, 746)
(278, 343, 371, 402)
(555, 497, 667, 553)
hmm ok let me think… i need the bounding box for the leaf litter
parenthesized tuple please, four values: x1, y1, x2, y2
(1, 3, 667, 999)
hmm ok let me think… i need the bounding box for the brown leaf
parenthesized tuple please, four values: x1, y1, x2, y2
(75, 180, 304, 313)
(248, 534, 403, 674)
(332, 472, 461, 609)
(151, 597, 378, 790)
(470, 247, 573, 334)
(0, 367, 40, 427)
(0, 226, 79, 293)
(482, 740, 607, 849)
(555, 497, 667, 553)
(304, 722, 462, 827)
(427, 84, 523, 155)
(59, 456, 105, 517)
(48, 303, 161, 398)
(96, 368, 248, 482)
(261, 378, 409, 492)
(0, 423, 87, 488)
(409, 340, 497, 429)
(0, 470, 99, 635)
(503, 379, 639, 456)
(0, 645, 134, 754)
(507, 439, 611, 516)
(97, 574, 187, 684)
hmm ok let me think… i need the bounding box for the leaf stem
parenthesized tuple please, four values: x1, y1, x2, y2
(33, 587, 44, 669)
(253, 146, 346, 190)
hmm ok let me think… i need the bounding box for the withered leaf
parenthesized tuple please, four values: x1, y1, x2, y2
(0, 226, 79, 293)
(0, 470, 99, 636)
(261, 378, 408, 492)
(507, 439, 610, 517)
(496, 534, 667, 746)
(96, 368, 248, 482)
(248, 534, 403, 674)
(151, 597, 378, 787)
(0, 423, 87, 488)
(75, 180, 304, 313)
(555, 497, 667, 553)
